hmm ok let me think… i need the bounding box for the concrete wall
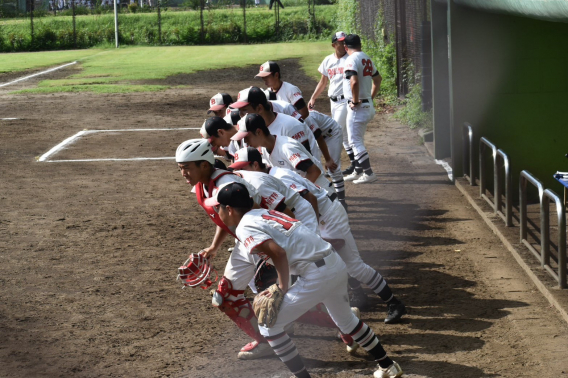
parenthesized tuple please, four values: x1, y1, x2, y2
(435, 1, 568, 196)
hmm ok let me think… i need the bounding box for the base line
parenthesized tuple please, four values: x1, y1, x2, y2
(46, 157, 175, 162)
(38, 127, 200, 162)
(1, 118, 20, 120)
(0, 61, 77, 88)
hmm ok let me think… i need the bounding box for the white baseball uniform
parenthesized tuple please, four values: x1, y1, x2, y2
(318, 52, 349, 147)
(267, 113, 321, 161)
(234, 170, 319, 234)
(260, 135, 334, 195)
(272, 81, 304, 110)
(269, 100, 302, 121)
(343, 51, 378, 164)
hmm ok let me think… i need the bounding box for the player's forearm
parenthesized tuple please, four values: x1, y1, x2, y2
(260, 241, 290, 292)
(305, 164, 321, 184)
(298, 106, 309, 120)
(350, 77, 360, 102)
(209, 226, 229, 251)
(316, 135, 332, 162)
(309, 76, 328, 104)
(371, 74, 382, 99)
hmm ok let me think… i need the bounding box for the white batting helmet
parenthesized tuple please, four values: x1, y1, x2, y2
(175, 138, 215, 164)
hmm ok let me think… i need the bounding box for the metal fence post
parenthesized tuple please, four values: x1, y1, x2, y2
(462, 123, 475, 185)
(542, 189, 567, 288)
(479, 137, 498, 212)
(496, 149, 513, 226)
(519, 170, 545, 261)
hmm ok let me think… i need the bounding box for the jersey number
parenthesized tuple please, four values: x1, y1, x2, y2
(262, 210, 298, 231)
(362, 59, 373, 77)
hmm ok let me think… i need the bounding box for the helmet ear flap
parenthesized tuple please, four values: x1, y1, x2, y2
(177, 253, 218, 290)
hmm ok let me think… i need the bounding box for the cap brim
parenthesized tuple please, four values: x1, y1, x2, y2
(230, 101, 249, 109)
(228, 161, 251, 170)
(203, 197, 220, 207)
(231, 131, 249, 141)
(208, 105, 225, 111)
(255, 72, 272, 78)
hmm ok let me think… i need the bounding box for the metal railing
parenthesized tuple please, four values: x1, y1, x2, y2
(542, 189, 567, 288)
(496, 149, 513, 227)
(462, 123, 475, 185)
(519, 170, 545, 262)
(479, 137, 498, 212)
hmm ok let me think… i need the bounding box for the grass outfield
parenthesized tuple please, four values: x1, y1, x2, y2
(5, 42, 331, 94)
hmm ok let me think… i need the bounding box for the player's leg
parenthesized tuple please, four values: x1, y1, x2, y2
(352, 104, 378, 184)
(291, 197, 320, 234)
(213, 242, 273, 359)
(321, 257, 403, 378)
(326, 132, 347, 207)
(342, 105, 359, 177)
(320, 200, 407, 321)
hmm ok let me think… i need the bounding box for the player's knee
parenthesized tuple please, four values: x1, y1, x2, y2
(258, 324, 285, 337)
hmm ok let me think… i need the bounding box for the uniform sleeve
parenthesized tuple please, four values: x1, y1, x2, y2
(289, 84, 304, 107)
(344, 56, 357, 73)
(318, 58, 327, 76)
(237, 223, 272, 255)
(287, 122, 309, 145)
(257, 183, 286, 211)
(282, 143, 313, 170)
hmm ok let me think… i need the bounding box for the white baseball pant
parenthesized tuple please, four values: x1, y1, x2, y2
(346, 102, 375, 163)
(330, 99, 348, 150)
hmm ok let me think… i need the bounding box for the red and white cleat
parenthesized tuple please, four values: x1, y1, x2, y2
(237, 340, 275, 360)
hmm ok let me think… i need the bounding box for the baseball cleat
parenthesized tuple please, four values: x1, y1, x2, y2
(374, 361, 403, 378)
(353, 173, 378, 184)
(384, 301, 407, 324)
(344, 171, 363, 182)
(237, 341, 274, 360)
(342, 165, 355, 176)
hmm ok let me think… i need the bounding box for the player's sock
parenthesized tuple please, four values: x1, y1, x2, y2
(348, 319, 394, 368)
(346, 149, 355, 168)
(330, 171, 345, 199)
(366, 270, 395, 303)
(266, 332, 310, 378)
(357, 152, 374, 175)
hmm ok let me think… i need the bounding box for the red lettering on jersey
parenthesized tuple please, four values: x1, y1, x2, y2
(261, 192, 280, 208)
(362, 59, 373, 77)
(293, 92, 301, 98)
(290, 183, 297, 189)
(289, 153, 301, 162)
(244, 235, 255, 248)
(291, 131, 305, 140)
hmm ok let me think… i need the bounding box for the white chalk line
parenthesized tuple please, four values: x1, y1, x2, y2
(435, 159, 453, 181)
(0, 61, 78, 88)
(38, 127, 201, 162)
(46, 157, 175, 162)
(1, 118, 20, 120)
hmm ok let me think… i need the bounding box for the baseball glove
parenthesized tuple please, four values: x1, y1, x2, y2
(252, 284, 284, 328)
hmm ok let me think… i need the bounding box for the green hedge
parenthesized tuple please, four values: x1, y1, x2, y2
(0, 5, 337, 52)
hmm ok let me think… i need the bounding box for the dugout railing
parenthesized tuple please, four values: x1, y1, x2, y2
(462, 128, 567, 288)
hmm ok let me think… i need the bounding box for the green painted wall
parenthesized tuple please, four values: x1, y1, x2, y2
(448, 2, 568, 198)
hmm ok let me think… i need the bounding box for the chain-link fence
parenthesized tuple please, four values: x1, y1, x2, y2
(359, 0, 430, 98)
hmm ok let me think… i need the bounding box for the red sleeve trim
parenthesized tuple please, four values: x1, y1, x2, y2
(249, 238, 272, 254)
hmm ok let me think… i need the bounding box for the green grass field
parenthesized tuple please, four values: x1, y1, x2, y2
(2, 42, 330, 93)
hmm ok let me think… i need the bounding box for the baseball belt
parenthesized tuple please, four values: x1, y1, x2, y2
(329, 95, 345, 102)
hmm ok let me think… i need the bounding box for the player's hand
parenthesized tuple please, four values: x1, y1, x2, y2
(308, 98, 315, 109)
(349, 101, 359, 110)
(325, 159, 338, 172)
(199, 247, 217, 260)
(258, 289, 272, 298)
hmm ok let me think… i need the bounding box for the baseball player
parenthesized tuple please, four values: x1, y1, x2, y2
(205, 182, 404, 378)
(231, 114, 334, 196)
(308, 31, 350, 174)
(200, 116, 245, 162)
(231, 146, 408, 323)
(342, 34, 382, 184)
(231, 86, 321, 160)
(262, 88, 303, 121)
(255, 61, 309, 120)
(304, 109, 347, 209)
(176, 138, 356, 360)
(207, 93, 234, 118)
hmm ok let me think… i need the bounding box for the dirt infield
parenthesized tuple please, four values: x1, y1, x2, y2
(1, 62, 567, 378)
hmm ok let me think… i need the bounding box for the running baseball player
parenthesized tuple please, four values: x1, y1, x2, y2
(255, 61, 310, 119)
(308, 31, 351, 174)
(204, 182, 404, 378)
(207, 93, 234, 118)
(230, 146, 408, 323)
(231, 86, 322, 160)
(304, 109, 347, 209)
(231, 114, 335, 195)
(342, 34, 382, 184)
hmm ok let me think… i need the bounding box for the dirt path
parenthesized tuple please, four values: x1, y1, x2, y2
(0, 62, 567, 378)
